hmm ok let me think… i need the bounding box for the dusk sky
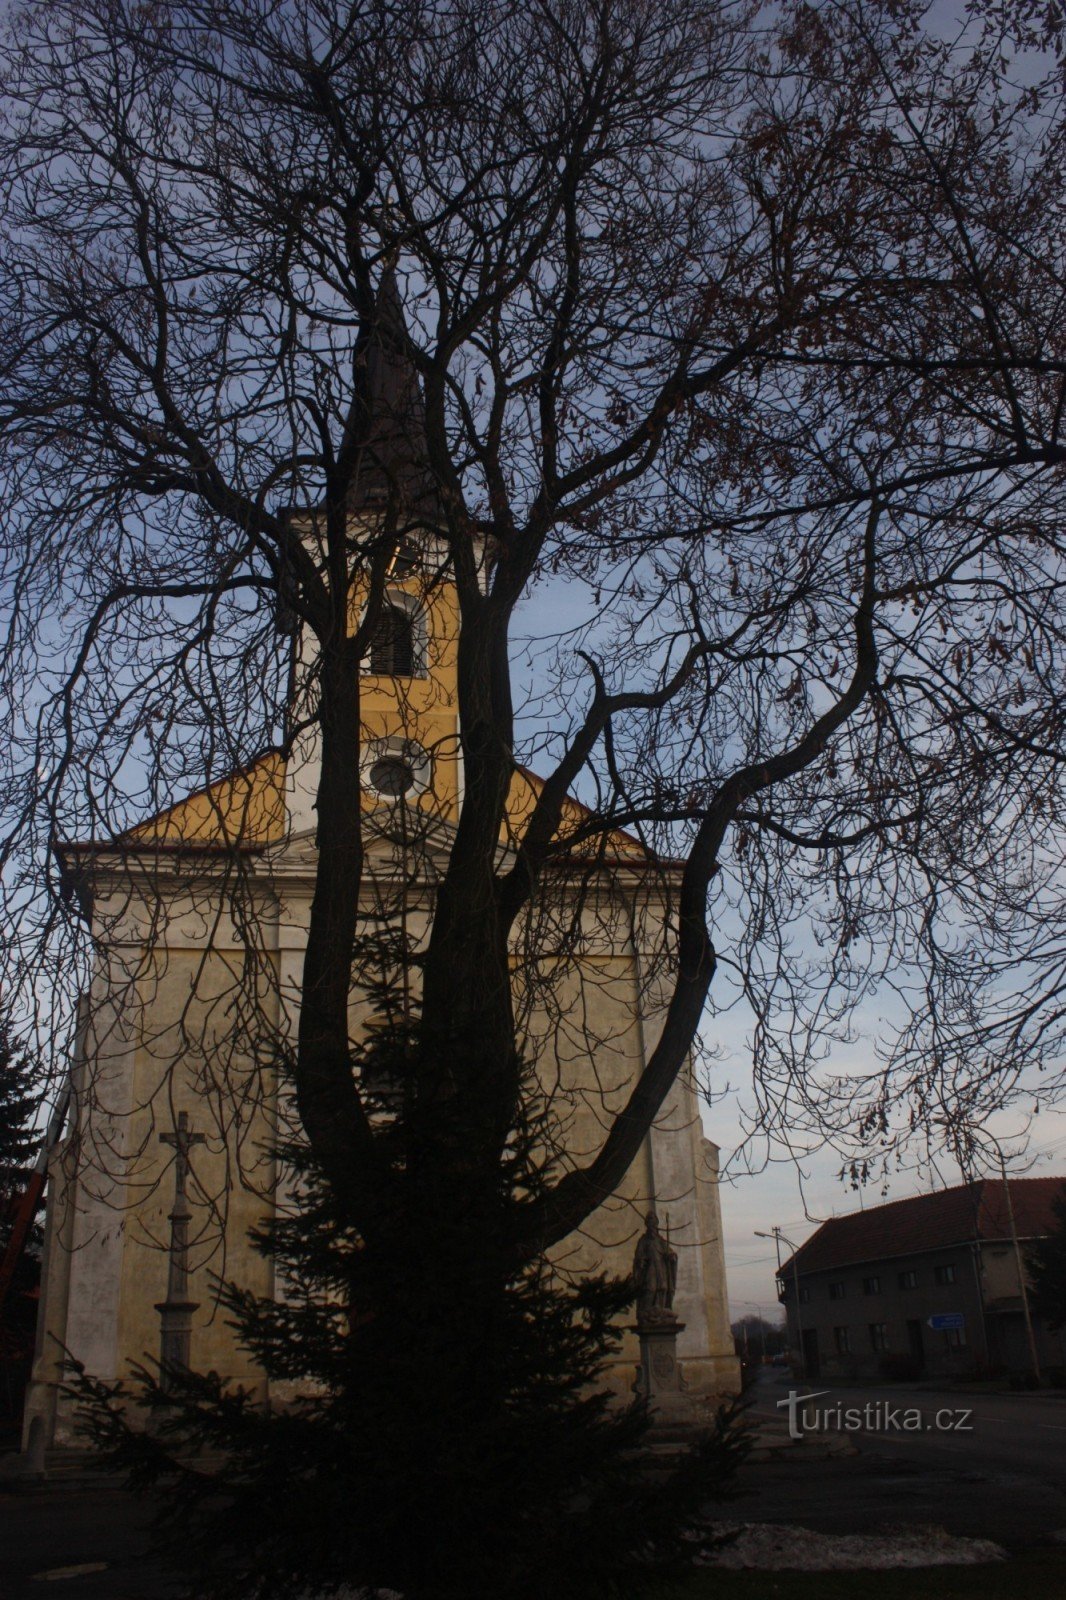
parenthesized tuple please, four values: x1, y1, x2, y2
(515, 572, 1066, 1331)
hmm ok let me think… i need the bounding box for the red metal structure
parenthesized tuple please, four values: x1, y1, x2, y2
(0, 1088, 70, 1319)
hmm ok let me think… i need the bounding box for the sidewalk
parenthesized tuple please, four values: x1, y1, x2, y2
(740, 1412, 856, 1462)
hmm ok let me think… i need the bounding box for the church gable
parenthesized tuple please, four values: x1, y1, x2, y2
(505, 764, 655, 864)
(122, 751, 288, 849)
(111, 755, 653, 867)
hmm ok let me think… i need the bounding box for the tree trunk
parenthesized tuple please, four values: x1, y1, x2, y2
(296, 640, 383, 1221)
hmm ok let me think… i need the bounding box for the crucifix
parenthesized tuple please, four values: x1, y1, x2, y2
(155, 1111, 205, 1388)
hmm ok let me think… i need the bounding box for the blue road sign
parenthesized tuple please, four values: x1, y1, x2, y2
(928, 1312, 965, 1331)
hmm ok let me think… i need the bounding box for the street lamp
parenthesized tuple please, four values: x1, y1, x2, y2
(756, 1227, 805, 1379)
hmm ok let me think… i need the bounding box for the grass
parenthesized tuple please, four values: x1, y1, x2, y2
(648, 1548, 1066, 1599)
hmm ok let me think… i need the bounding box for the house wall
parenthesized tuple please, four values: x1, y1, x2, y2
(782, 1239, 1066, 1381)
(781, 1246, 986, 1380)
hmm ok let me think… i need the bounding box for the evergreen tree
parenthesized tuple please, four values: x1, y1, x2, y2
(1028, 1188, 1066, 1333)
(0, 1015, 39, 1205)
(73, 934, 748, 1600)
(0, 1012, 42, 1273)
(0, 1011, 43, 1432)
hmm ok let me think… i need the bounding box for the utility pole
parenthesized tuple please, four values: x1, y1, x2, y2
(738, 1300, 768, 1364)
(1000, 1157, 1041, 1382)
(756, 1228, 805, 1380)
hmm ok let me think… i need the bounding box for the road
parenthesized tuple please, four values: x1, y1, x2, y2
(731, 1369, 1066, 1548)
(0, 1480, 173, 1600)
(4, 1375, 1066, 1597)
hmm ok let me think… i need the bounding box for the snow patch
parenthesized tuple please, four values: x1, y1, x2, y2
(294, 1589, 403, 1599)
(697, 1522, 1007, 1571)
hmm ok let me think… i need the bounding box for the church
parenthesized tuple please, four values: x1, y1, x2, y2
(22, 277, 739, 1457)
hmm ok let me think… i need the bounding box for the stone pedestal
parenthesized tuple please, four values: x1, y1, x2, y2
(632, 1316, 708, 1434)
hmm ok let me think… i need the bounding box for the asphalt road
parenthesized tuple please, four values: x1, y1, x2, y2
(731, 1369, 1066, 1548)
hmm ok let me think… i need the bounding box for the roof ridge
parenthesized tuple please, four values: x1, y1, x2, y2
(811, 1172, 1061, 1225)
(782, 1174, 1066, 1275)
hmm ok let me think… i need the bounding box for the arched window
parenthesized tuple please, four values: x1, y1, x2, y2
(367, 601, 415, 677)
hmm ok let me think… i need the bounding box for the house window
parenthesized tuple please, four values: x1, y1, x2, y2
(367, 601, 416, 676)
(799, 1285, 810, 1305)
(935, 1263, 956, 1286)
(869, 1322, 888, 1351)
(862, 1275, 881, 1295)
(829, 1281, 846, 1301)
(897, 1269, 918, 1290)
(834, 1326, 851, 1354)
(945, 1326, 967, 1348)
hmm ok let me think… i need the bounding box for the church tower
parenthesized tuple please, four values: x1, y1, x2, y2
(284, 267, 472, 838)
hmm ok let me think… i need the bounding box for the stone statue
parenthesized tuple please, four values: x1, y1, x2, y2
(633, 1210, 678, 1325)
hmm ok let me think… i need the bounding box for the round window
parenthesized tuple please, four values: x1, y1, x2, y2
(363, 739, 430, 800)
(368, 753, 417, 797)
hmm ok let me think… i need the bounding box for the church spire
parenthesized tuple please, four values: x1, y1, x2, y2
(346, 267, 440, 519)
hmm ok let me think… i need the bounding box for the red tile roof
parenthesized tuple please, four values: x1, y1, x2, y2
(780, 1177, 1066, 1277)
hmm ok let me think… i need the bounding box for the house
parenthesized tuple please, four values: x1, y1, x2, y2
(778, 1178, 1066, 1381)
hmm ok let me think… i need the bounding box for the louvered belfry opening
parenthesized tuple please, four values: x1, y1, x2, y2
(368, 602, 415, 676)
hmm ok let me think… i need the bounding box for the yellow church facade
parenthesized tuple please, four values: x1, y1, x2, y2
(23, 298, 739, 1459)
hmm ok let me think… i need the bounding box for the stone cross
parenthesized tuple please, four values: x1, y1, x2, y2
(155, 1111, 205, 1388)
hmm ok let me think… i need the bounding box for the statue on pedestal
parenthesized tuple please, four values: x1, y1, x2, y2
(632, 1210, 678, 1326)
(631, 1210, 697, 1423)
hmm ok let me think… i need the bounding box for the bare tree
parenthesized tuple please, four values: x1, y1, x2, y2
(1, 0, 1065, 1516)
